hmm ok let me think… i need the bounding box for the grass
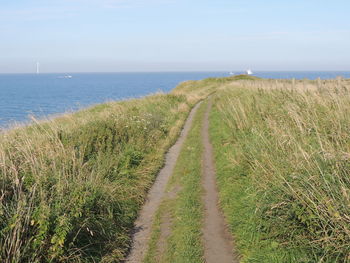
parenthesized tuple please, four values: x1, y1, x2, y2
(209, 78, 350, 262)
(3, 74, 350, 262)
(144, 101, 208, 263)
(0, 78, 217, 263)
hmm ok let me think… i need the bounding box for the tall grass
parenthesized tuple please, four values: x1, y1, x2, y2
(211, 78, 350, 262)
(144, 101, 207, 263)
(0, 78, 216, 263)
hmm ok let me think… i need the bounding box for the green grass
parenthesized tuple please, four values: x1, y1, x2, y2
(227, 75, 261, 81)
(144, 101, 208, 263)
(0, 77, 218, 263)
(3, 75, 350, 263)
(0, 94, 188, 263)
(209, 80, 350, 262)
(209, 93, 302, 262)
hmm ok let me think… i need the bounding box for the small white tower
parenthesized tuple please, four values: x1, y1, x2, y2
(36, 62, 40, 74)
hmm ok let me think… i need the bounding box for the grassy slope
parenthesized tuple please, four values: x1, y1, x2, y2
(210, 91, 301, 263)
(144, 101, 208, 263)
(0, 94, 188, 263)
(0, 78, 217, 263)
(3, 75, 350, 263)
(210, 79, 350, 263)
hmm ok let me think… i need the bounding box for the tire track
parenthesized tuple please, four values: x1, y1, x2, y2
(125, 102, 202, 263)
(201, 99, 238, 263)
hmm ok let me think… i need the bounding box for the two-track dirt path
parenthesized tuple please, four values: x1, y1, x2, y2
(125, 98, 237, 263)
(125, 102, 202, 263)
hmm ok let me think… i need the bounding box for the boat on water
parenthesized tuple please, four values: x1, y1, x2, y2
(229, 71, 235, 75)
(58, 75, 73, 79)
(246, 69, 253, 75)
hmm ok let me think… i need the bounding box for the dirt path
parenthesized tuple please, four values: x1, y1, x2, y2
(125, 102, 202, 263)
(201, 99, 238, 263)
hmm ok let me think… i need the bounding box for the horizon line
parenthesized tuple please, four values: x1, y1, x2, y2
(1, 70, 350, 74)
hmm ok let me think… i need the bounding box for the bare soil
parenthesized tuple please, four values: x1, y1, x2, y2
(201, 99, 238, 263)
(125, 99, 238, 263)
(125, 102, 202, 263)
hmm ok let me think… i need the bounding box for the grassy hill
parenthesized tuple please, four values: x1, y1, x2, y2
(1, 75, 350, 262)
(210, 77, 350, 262)
(0, 80, 215, 263)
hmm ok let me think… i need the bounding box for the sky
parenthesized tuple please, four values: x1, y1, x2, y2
(0, 0, 350, 73)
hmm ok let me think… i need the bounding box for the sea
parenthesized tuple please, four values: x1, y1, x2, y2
(1, 71, 350, 128)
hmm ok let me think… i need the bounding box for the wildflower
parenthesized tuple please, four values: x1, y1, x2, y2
(87, 227, 94, 236)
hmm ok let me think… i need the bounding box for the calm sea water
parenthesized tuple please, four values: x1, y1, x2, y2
(1, 71, 350, 128)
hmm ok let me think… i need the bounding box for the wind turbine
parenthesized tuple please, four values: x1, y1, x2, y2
(36, 62, 40, 74)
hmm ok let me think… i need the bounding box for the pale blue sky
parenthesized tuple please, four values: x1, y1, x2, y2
(1, 0, 349, 73)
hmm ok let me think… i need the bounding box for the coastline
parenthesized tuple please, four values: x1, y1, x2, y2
(1, 76, 350, 262)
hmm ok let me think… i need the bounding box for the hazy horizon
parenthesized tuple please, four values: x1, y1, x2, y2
(2, 70, 350, 75)
(1, 0, 350, 73)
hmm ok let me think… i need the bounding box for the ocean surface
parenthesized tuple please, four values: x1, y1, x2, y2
(1, 71, 350, 128)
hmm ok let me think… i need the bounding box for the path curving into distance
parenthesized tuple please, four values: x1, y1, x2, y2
(125, 102, 202, 263)
(201, 99, 238, 263)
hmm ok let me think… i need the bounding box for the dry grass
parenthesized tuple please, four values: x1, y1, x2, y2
(0, 79, 217, 262)
(210, 77, 350, 262)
